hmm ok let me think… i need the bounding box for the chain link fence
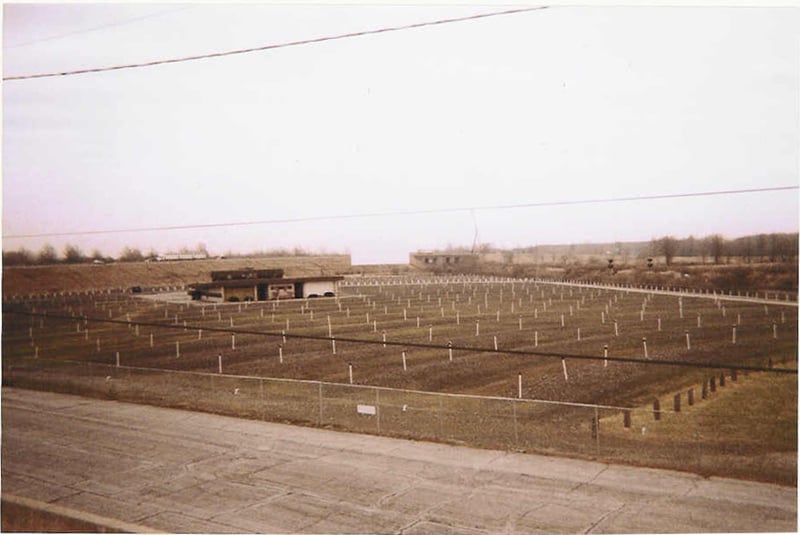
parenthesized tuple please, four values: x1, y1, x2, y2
(3, 357, 795, 484)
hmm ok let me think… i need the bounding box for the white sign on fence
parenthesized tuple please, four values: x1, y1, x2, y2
(357, 404, 377, 416)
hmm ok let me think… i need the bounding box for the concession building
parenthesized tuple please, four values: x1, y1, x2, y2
(188, 268, 343, 302)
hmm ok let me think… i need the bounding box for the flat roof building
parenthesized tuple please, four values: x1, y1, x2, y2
(189, 269, 343, 302)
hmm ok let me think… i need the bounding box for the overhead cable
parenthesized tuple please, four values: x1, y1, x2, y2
(3, 185, 796, 240)
(3, 6, 548, 81)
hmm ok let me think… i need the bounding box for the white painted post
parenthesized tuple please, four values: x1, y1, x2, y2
(576, 328, 581, 341)
(518, 316, 522, 330)
(373, 320, 377, 332)
(429, 325, 433, 342)
(561, 358, 569, 382)
(773, 322, 778, 339)
(534, 331, 538, 347)
(601, 311, 605, 324)
(518, 373, 523, 399)
(448, 341, 453, 361)
(382, 330, 387, 348)
(404, 308, 407, 321)
(231, 333, 236, 350)
(150, 333, 154, 347)
(116, 351, 120, 367)
(176, 341, 180, 357)
(218, 354, 223, 374)
(279, 345, 283, 363)
(417, 317, 420, 328)
(493, 336, 498, 351)
(614, 320, 619, 337)
(348, 363, 354, 384)
(642, 337, 648, 359)
(456, 311, 460, 325)
(732, 325, 737, 344)
(282, 330, 286, 344)
(685, 330, 691, 350)
(561, 314, 565, 328)
(402, 351, 407, 371)
(603, 345, 608, 367)
(476, 320, 480, 336)
(230, 317, 234, 327)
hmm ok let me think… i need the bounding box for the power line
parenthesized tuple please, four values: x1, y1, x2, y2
(4, 310, 795, 375)
(3, 185, 796, 240)
(3, 6, 548, 81)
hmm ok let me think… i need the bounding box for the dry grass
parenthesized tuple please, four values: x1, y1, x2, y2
(3, 277, 797, 485)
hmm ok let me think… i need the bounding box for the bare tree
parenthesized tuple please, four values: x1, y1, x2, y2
(63, 244, 85, 264)
(657, 236, 678, 266)
(37, 244, 58, 265)
(708, 234, 725, 264)
(2, 247, 35, 266)
(119, 246, 144, 262)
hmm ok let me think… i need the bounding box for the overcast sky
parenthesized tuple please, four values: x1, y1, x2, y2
(3, 3, 798, 264)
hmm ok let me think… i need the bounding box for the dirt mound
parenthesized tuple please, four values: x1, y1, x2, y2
(3, 256, 351, 296)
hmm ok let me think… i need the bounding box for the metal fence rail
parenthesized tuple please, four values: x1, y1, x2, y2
(5, 356, 793, 484)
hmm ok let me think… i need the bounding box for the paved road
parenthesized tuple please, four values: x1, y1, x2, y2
(2, 388, 795, 533)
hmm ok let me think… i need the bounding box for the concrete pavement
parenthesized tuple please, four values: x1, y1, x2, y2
(2, 387, 796, 533)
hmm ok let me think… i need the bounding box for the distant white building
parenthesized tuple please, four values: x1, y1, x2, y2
(156, 253, 209, 262)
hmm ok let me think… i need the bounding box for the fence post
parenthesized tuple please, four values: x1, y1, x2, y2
(673, 393, 681, 413)
(438, 397, 444, 439)
(376, 389, 381, 434)
(653, 399, 661, 420)
(513, 400, 519, 447)
(687, 388, 694, 406)
(623, 410, 631, 428)
(260, 378, 266, 421)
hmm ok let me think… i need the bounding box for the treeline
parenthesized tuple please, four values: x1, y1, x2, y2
(2, 243, 208, 267)
(2, 243, 346, 267)
(648, 233, 798, 265)
(505, 232, 797, 265)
